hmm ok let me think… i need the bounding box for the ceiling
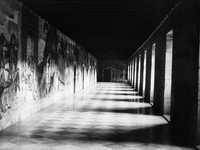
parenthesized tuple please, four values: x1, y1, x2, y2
(17, 0, 180, 60)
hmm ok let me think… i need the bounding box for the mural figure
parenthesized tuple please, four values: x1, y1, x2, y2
(0, 33, 19, 119)
(46, 52, 54, 93)
(38, 23, 59, 96)
(38, 22, 49, 65)
(57, 32, 67, 91)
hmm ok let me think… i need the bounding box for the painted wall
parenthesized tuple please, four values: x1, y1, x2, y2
(0, 0, 21, 128)
(0, 0, 97, 131)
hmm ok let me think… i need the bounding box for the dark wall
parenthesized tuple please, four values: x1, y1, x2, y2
(128, 0, 200, 148)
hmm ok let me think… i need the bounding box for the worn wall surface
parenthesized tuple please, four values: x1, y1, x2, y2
(171, 1, 199, 146)
(128, 0, 200, 148)
(0, 0, 97, 131)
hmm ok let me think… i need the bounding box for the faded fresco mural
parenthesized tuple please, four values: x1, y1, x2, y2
(0, 0, 97, 130)
(0, 1, 21, 120)
(0, 32, 19, 119)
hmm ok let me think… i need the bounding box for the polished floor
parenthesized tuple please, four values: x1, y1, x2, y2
(0, 83, 194, 150)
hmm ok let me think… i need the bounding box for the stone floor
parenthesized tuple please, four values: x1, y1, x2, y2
(0, 82, 195, 150)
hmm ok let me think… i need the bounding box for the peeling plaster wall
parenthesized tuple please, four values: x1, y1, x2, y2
(0, 0, 97, 131)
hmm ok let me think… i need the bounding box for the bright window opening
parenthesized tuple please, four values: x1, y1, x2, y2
(150, 43, 156, 105)
(143, 50, 147, 97)
(138, 55, 141, 92)
(164, 30, 173, 121)
(134, 57, 137, 90)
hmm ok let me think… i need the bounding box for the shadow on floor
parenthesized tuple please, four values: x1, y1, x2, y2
(26, 123, 194, 149)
